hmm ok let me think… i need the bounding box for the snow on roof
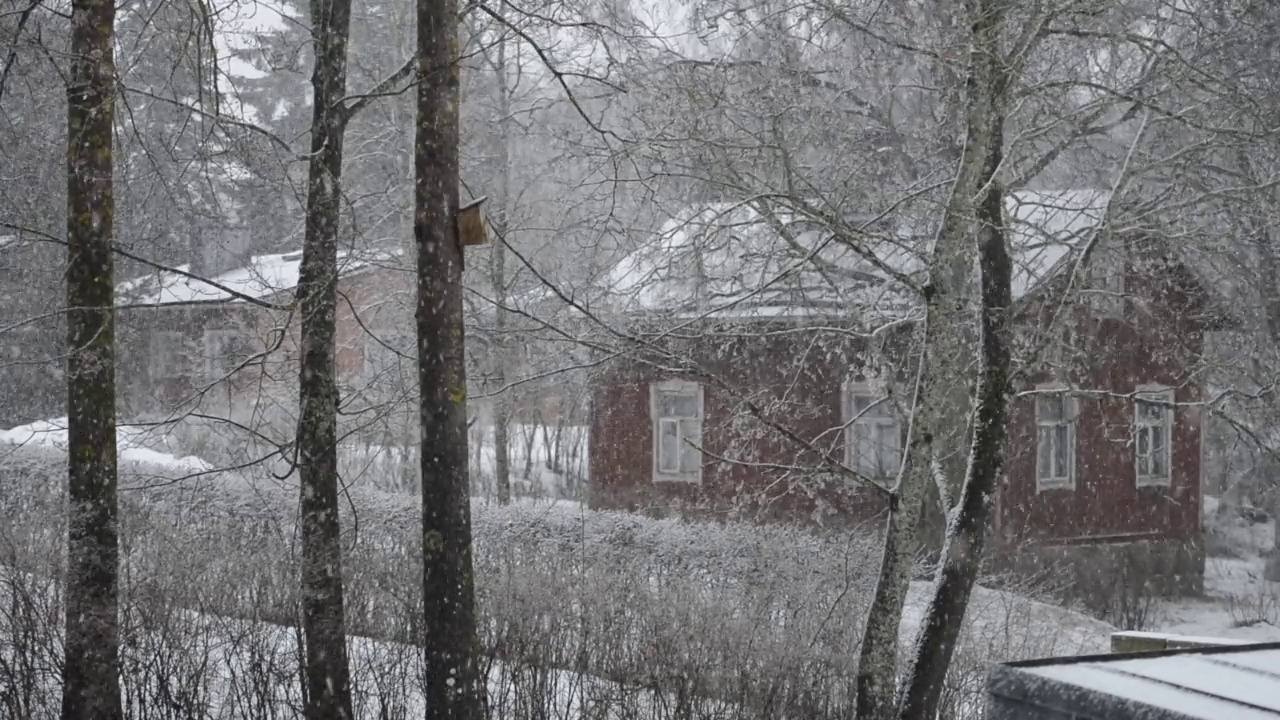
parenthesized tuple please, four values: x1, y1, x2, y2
(606, 190, 1107, 322)
(116, 247, 402, 307)
(1007, 189, 1110, 298)
(1005, 644, 1280, 720)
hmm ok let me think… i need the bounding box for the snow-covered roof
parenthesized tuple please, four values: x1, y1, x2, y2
(116, 247, 402, 307)
(606, 190, 1107, 322)
(996, 643, 1280, 720)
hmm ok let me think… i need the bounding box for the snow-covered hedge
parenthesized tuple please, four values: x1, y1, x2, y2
(0, 444, 1110, 719)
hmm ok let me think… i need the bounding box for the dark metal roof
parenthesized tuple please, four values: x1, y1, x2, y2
(987, 642, 1280, 720)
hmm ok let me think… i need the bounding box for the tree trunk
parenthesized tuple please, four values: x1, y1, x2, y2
(855, 3, 1010, 715)
(415, 0, 484, 715)
(489, 34, 513, 506)
(295, 0, 356, 713)
(62, 0, 123, 715)
(897, 1, 1011, 717)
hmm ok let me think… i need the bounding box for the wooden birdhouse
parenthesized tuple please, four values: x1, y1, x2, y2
(458, 196, 489, 247)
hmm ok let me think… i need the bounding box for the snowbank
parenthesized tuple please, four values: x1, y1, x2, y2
(0, 417, 212, 472)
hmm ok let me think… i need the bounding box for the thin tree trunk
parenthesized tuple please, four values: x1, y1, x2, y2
(522, 418, 538, 481)
(897, 1, 1011, 716)
(855, 363, 930, 720)
(295, 0, 356, 712)
(489, 34, 513, 506)
(415, 0, 484, 714)
(62, 0, 122, 714)
(855, 3, 1008, 714)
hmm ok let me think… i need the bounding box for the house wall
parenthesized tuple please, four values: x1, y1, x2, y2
(117, 303, 286, 414)
(590, 256, 1212, 587)
(118, 266, 415, 418)
(998, 319, 1203, 545)
(0, 241, 66, 424)
(997, 254, 1208, 544)
(588, 324, 894, 528)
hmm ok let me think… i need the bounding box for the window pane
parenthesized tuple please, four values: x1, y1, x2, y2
(658, 420, 679, 472)
(852, 424, 874, 475)
(1137, 398, 1164, 422)
(876, 423, 900, 476)
(1151, 427, 1168, 478)
(853, 394, 893, 419)
(1136, 427, 1150, 476)
(658, 392, 698, 418)
(1053, 424, 1070, 479)
(1038, 427, 1053, 480)
(1038, 395, 1066, 422)
(679, 419, 700, 473)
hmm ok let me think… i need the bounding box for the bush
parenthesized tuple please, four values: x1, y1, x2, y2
(0, 444, 1107, 719)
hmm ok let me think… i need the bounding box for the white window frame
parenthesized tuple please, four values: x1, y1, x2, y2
(1035, 386, 1077, 492)
(150, 331, 188, 380)
(1135, 385, 1175, 487)
(843, 382, 902, 480)
(204, 329, 253, 380)
(650, 380, 703, 483)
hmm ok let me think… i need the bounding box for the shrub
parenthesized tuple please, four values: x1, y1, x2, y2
(0, 444, 1107, 719)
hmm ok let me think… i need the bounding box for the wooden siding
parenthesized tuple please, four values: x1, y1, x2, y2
(117, 265, 414, 415)
(589, 326, 893, 527)
(590, 256, 1210, 548)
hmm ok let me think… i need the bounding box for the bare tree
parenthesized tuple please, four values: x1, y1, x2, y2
(295, 0, 357, 714)
(416, 0, 483, 716)
(61, 0, 123, 715)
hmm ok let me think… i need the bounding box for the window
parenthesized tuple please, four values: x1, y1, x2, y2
(150, 331, 189, 380)
(844, 385, 901, 479)
(205, 330, 255, 380)
(1036, 388, 1076, 490)
(651, 380, 703, 482)
(1135, 387, 1174, 486)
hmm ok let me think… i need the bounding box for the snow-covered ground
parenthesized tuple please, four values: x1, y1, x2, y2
(0, 417, 211, 472)
(1152, 496, 1280, 642)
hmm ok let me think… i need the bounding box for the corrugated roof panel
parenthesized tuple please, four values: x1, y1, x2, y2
(1023, 663, 1280, 720)
(991, 642, 1280, 720)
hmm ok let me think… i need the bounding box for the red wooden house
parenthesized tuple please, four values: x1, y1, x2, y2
(115, 246, 416, 417)
(589, 192, 1227, 595)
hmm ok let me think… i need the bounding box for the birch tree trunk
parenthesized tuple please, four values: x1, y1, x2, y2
(415, 0, 484, 714)
(61, 0, 122, 715)
(856, 2, 1011, 716)
(897, 0, 1012, 716)
(295, 0, 356, 713)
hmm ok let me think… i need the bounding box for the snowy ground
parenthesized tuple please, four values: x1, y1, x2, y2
(0, 417, 211, 471)
(1152, 496, 1280, 642)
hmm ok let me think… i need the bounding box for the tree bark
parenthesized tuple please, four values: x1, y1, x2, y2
(488, 33, 513, 506)
(295, 0, 356, 713)
(415, 0, 484, 715)
(896, 1, 1011, 716)
(855, 3, 1011, 716)
(62, 0, 123, 715)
